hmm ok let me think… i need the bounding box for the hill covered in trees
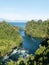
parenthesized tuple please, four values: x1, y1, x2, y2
(25, 19, 49, 39)
(0, 21, 22, 57)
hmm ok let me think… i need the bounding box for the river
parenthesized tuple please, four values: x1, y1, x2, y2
(9, 22, 42, 54)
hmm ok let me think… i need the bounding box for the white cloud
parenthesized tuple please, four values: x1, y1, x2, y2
(0, 13, 25, 20)
(23, 13, 49, 21)
(0, 13, 49, 21)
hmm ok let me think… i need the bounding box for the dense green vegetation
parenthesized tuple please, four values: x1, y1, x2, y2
(5, 60, 17, 65)
(25, 19, 49, 39)
(0, 21, 22, 57)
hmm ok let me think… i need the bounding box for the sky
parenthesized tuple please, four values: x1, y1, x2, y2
(0, 0, 49, 21)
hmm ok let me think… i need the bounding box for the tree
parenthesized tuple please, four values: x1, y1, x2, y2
(6, 60, 17, 65)
(19, 60, 25, 65)
(27, 57, 34, 65)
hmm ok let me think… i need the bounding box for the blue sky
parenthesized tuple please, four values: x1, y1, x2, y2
(0, 0, 49, 21)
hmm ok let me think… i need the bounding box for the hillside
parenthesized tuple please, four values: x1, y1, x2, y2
(0, 21, 22, 56)
(25, 20, 49, 39)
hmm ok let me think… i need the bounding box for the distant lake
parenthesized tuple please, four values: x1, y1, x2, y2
(9, 22, 42, 54)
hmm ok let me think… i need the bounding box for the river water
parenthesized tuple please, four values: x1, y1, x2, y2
(9, 22, 42, 54)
